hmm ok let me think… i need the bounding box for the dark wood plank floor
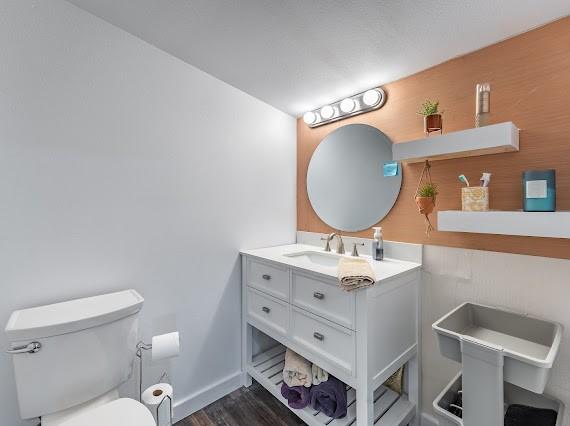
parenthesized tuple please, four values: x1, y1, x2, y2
(175, 381, 307, 426)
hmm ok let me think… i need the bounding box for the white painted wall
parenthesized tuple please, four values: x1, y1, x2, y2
(0, 1, 296, 424)
(421, 245, 570, 426)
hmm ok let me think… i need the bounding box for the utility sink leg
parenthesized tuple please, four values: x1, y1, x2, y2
(460, 337, 504, 426)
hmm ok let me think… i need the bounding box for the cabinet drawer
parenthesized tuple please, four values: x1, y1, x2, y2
(292, 273, 355, 329)
(247, 259, 289, 301)
(247, 288, 289, 337)
(291, 308, 355, 374)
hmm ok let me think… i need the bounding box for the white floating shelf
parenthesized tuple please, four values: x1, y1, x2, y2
(392, 122, 519, 163)
(438, 210, 570, 239)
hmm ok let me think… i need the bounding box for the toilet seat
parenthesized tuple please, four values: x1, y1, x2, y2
(59, 398, 156, 426)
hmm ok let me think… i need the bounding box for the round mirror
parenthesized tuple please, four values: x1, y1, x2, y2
(307, 124, 402, 232)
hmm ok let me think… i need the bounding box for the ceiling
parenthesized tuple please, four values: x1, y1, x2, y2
(67, 0, 570, 116)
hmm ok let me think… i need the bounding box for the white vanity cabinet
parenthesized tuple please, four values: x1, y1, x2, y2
(241, 243, 422, 426)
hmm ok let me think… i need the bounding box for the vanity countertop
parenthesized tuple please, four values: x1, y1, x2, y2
(240, 243, 421, 283)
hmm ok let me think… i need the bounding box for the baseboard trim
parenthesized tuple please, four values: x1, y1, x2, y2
(421, 411, 439, 426)
(173, 371, 243, 422)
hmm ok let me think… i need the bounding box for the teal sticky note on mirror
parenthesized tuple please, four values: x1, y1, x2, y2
(383, 162, 399, 177)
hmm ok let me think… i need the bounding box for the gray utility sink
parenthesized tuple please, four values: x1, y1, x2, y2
(433, 302, 563, 394)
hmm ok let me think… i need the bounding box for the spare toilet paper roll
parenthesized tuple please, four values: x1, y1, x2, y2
(152, 332, 180, 361)
(142, 383, 173, 426)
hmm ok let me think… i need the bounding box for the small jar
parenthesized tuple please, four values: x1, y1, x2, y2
(522, 170, 556, 212)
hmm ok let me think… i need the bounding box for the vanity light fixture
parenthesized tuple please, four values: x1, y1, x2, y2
(302, 87, 386, 128)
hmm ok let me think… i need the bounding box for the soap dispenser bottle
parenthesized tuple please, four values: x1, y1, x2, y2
(372, 227, 384, 261)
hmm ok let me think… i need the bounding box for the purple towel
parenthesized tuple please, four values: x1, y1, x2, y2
(310, 375, 347, 419)
(281, 382, 311, 409)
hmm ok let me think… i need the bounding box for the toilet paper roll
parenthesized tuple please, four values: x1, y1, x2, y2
(151, 332, 180, 361)
(142, 383, 173, 426)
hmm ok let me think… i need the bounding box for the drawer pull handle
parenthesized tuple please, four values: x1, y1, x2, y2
(313, 332, 324, 341)
(313, 292, 325, 300)
(262, 306, 271, 314)
(262, 274, 272, 280)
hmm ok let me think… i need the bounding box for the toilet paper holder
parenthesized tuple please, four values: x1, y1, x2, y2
(136, 340, 153, 401)
(136, 341, 173, 426)
(136, 332, 179, 425)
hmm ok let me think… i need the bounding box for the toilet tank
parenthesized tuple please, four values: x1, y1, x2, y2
(5, 289, 144, 420)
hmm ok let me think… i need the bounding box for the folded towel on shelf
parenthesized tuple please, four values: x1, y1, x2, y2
(312, 364, 329, 386)
(383, 366, 404, 394)
(281, 382, 311, 409)
(310, 375, 347, 419)
(283, 348, 312, 387)
(338, 257, 376, 291)
(504, 404, 557, 426)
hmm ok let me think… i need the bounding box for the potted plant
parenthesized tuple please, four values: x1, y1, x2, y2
(415, 181, 438, 235)
(415, 182, 438, 215)
(417, 100, 443, 136)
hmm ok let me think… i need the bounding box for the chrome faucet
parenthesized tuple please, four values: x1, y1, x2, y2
(333, 234, 345, 254)
(320, 232, 345, 254)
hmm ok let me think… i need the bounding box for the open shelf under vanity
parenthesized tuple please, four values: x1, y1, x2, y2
(247, 344, 415, 426)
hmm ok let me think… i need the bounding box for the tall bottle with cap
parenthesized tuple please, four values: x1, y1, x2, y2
(372, 227, 384, 261)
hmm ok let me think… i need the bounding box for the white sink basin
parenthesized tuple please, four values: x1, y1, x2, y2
(283, 250, 341, 267)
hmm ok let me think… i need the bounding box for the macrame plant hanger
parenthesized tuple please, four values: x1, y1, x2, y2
(414, 160, 435, 236)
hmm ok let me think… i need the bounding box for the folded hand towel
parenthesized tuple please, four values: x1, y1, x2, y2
(283, 348, 312, 387)
(310, 375, 347, 419)
(281, 383, 311, 409)
(384, 366, 404, 394)
(338, 257, 376, 291)
(312, 364, 329, 386)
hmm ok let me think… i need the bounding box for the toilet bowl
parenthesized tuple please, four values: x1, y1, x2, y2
(39, 390, 156, 426)
(5, 290, 156, 425)
(57, 398, 155, 426)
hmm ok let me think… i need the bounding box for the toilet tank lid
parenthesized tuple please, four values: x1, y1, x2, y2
(5, 289, 144, 341)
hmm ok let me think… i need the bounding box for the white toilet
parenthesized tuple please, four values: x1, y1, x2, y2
(5, 289, 156, 425)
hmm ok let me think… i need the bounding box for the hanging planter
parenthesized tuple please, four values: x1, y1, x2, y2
(414, 161, 438, 236)
(417, 100, 443, 136)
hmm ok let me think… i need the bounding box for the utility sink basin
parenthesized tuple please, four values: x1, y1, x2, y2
(283, 250, 341, 267)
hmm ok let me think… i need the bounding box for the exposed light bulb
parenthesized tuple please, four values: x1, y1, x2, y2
(340, 98, 355, 113)
(362, 89, 381, 107)
(320, 105, 334, 120)
(303, 111, 317, 125)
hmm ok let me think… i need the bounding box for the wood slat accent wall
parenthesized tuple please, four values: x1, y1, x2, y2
(297, 17, 570, 259)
